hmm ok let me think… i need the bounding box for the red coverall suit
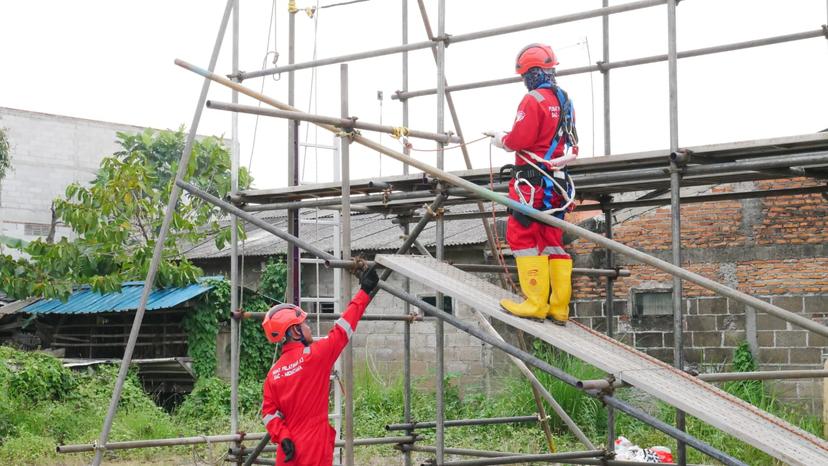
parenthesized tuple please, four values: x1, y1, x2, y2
(502, 87, 570, 260)
(261, 290, 371, 465)
(499, 87, 574, 322)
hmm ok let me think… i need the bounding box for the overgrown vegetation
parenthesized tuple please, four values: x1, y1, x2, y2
(0, 128, 250, 301)
(0, 339, 822, 465)
(184, 258, 286, 382)
(352, 340, 823, 465)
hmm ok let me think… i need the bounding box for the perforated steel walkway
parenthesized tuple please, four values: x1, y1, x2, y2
(377, 254, 828, 466)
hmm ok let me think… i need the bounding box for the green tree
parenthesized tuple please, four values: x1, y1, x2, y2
(0, 128, 249, 300)
(0, 127, 10, 182)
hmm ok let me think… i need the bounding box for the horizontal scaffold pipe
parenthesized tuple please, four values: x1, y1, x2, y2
(57, 433, 268, 454)
(434, 450, 606, 466)
(404, 445, 681, 466)
(206, 100, 461, 144)
(448, 263, 630, 278)
(386, 415, 539, 431)
(175, 57, 828, 340)
(240, 172, 826, 213)
(582, 185, 828, 212)
(236, 0, 666, 80)
(394, 28, 828, 100)
(59, 434, 414, 455)
(235, 311, 420, 322)
(179, 181, 339, 264)
(579, 369, 828, 390)
(226, 456, 272, 466)
(227, 435, 417, 456)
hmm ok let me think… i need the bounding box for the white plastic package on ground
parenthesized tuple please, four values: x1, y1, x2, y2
(614, 436, 674, 463)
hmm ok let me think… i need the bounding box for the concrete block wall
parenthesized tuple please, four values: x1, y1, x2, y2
(0, 107, 147, 246)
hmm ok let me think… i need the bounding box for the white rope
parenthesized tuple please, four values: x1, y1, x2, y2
(515, 151, 577, 215)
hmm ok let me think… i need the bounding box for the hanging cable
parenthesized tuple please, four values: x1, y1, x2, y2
(403, 134, 489, 152)
(300, 0, 322, 183)
(488, 142, 519, 294)
(248, 0, 279, 174)
(583, 36, 596, 157)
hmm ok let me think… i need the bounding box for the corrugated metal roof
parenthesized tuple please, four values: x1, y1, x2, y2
(20, 277, 220, 315)
(184, 205, 493, 260)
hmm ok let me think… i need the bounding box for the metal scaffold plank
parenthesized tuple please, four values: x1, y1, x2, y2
(375, 255, 828, 466)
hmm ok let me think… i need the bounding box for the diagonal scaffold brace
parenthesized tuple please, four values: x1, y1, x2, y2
(90, 1, 236, 464)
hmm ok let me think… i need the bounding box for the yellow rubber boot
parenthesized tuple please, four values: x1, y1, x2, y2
(548, 258, 573, 323)
(500, 256, 549, 320)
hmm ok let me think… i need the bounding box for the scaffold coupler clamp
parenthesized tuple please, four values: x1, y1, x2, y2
(92, 440, 105, 454)
(670, 148, 692, 166)
(595, 60, 609, 75)
(434, 33, 453, 47)
(393, 434, 420, 453)
(822, 24, 828, 39)
(426, 204, 445, 219)
(231, 309, 245, 320)
(600, 446, 617, 465)
(351, 256, 368, 272)
(338, 118, 360, 140)
(235, 431, 247, 465)
(599, 374, 617, 399)
(382, 186, 393, 206)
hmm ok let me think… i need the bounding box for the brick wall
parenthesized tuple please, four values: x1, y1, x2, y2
(570, 178, 828, 412)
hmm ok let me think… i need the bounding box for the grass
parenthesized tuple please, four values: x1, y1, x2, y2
(0, 346, 262, 465)
(353, 341, 825, 465)
(0, 343, 824, 465)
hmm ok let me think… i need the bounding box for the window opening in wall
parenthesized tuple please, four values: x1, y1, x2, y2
(319, 302, 335, 314)
(420, 295, 454, 315)
(632, 289, 673, 316)
(24, 223, 50, 236)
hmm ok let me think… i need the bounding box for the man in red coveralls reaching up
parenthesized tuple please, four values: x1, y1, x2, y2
(260, 267, 379, 465)
(489, 43, 579, 324)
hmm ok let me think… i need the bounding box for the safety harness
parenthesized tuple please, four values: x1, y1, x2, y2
(513, 84, 578, 219)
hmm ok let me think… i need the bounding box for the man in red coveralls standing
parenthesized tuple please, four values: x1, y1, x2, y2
(260, 267, 379, 465)
(489, 43, 579, 324)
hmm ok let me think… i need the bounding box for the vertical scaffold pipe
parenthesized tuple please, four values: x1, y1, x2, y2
(91, 3, 235, 465)
(340, 64, 355, 466)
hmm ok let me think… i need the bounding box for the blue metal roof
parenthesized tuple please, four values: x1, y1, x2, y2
(21, 277, 221, 315)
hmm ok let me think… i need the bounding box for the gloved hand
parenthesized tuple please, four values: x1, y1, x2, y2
(281, 438, 296, 462)
(488, 131, 512, 151)
(359, 267, 380, 293)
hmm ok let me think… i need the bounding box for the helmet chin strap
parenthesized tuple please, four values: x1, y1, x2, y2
(290, 326, 310, 347)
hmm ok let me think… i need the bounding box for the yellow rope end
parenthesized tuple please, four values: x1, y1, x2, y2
(390, 126, 410, 140)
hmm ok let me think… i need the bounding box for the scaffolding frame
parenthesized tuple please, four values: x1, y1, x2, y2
(65, 1, 828, 465)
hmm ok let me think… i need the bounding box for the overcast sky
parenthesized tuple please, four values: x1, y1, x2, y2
(1, 0, 826, 190)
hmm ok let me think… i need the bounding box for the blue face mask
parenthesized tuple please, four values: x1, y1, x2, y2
(522, 67, 556, 91)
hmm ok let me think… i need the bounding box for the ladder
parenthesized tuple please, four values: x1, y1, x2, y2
(298, 136, 344, 462)
(377, 254, 828, 466)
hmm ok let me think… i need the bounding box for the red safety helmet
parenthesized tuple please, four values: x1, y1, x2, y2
(262, 303, 307, 344)
(515, 43, 558, 75)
